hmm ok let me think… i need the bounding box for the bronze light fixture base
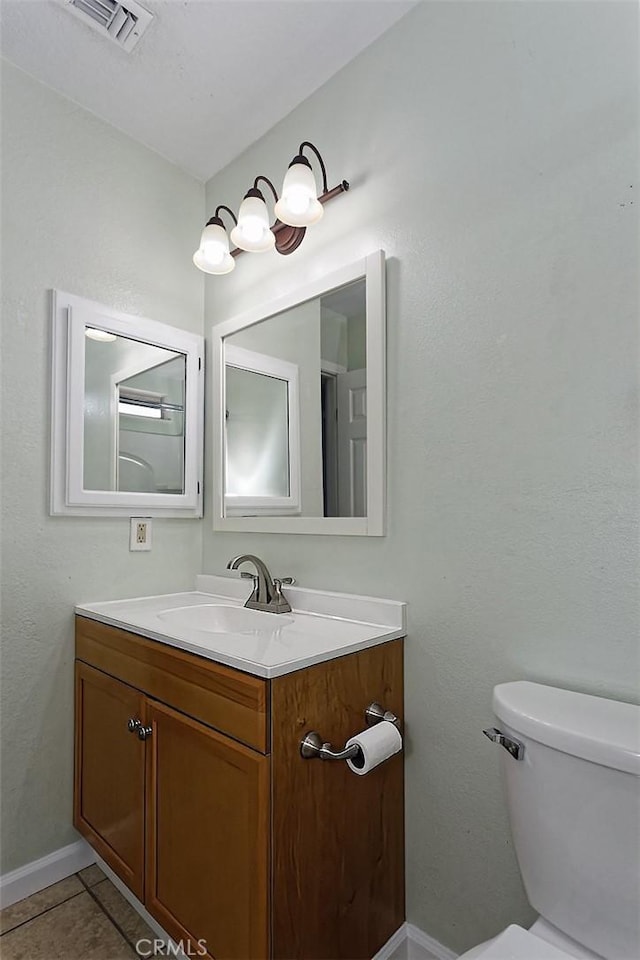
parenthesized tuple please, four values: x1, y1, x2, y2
(271, 221, 306, 256)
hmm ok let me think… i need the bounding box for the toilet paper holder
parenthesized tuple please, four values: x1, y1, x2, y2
(300, 702, 400, 761)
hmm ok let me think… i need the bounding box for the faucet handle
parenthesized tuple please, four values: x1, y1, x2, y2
(272, 577, 294, 614)
(274, 577, 295, 588)
(240, 571, 259, 591)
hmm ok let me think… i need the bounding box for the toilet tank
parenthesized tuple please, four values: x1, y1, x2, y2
(493, 682, 640, 960)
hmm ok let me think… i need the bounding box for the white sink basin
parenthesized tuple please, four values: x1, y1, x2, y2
(76, 578, 406, 677)
(157, 603, 294, 634)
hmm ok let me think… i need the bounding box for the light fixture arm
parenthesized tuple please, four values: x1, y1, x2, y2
(298, 141, 328, 194)
(253, 176, 279, 206)
(213, 204, 238, 226)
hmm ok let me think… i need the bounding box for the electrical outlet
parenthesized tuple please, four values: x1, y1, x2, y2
(129, 517, 152, 552)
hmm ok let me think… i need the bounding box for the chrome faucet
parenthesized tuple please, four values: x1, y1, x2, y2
(227, 555, 295, 614)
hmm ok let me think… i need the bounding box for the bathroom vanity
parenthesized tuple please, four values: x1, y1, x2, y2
(73, 577, 405, 960)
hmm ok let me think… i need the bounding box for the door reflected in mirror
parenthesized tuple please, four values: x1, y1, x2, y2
(83, 330, 186, 495)
(223, 278, 366, 518)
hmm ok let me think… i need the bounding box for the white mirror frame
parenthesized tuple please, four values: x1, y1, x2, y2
(51, 290, 204, 517)
(212, 250, 386, 536)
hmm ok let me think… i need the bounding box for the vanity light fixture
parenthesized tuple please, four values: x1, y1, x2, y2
(193, 141, 348, 275)
(274, 142, 327, 227)
(231, 178, 277, 254)
(193, 205, 237, 275)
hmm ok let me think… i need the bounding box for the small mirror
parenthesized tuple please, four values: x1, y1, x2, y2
(51, 292, 203, 517)
(213, 251, 385, 535)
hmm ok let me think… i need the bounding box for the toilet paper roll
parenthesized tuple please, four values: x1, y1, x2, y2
(345, 720, 403, 776)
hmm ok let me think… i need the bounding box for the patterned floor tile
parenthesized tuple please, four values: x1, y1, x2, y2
(0, 890, 137, 959)
(0, 876, 84, 935)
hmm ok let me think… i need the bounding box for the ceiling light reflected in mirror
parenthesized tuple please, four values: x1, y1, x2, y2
(85, 327, 117, 343)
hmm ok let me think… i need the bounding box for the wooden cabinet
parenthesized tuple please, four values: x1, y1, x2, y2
(270, 648, 405, 960)
(145, 701, 269, 960)
(74, 662, 146, 899)
(74, 615, 404, 960)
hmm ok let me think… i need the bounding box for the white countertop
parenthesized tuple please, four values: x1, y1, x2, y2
(75, 575, 406, 679)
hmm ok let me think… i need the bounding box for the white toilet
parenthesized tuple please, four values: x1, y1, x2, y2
(459, 681, 640, 960)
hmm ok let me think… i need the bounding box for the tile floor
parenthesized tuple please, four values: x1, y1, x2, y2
(0, 865, 156, 959)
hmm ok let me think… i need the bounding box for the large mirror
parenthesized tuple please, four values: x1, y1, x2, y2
(213, 251, 385, 535)
(51, 291, 204, 517)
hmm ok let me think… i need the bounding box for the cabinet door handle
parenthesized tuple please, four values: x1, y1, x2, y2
(137, 725, 153, 741)
(127, 718, 142, 734)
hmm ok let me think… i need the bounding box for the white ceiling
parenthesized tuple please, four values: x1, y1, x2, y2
(0, 0, 414, 181)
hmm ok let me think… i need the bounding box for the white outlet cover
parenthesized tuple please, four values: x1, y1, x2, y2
(129, 517, 152, 552)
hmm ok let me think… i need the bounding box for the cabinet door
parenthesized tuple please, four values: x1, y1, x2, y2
(74, 662, 146, 899)
(145, 700, 269, 960)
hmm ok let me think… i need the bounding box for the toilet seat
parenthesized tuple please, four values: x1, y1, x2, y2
(459, 925, 574, 960)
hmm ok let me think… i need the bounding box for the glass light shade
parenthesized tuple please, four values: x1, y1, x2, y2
(274, 160, 324, 227)
(230, 195, 275, 253)
(193, 221, 235, 274)
(85, 328, 117, 342)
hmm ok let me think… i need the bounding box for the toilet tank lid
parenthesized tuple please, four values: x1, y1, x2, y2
(493, 682, 640, 775)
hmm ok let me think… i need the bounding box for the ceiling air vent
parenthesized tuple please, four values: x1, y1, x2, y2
(58, 0, 153, 52)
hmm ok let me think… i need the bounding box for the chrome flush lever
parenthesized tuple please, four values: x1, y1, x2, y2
(483, 727, 525, 760)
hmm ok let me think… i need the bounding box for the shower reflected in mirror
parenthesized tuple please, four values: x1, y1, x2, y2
(83, 332, 186, 494)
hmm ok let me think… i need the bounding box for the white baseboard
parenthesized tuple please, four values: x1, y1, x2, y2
(374, 923, 411, 960)
(407, 923, 458, 960)
(373, 922, 458, 960)
(0, 839, 96, 908)
(94, 855, 188, 957)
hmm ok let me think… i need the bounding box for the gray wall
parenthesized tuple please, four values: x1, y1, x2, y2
(202, 2, 639, 953)
(0, 61, 204, 873)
